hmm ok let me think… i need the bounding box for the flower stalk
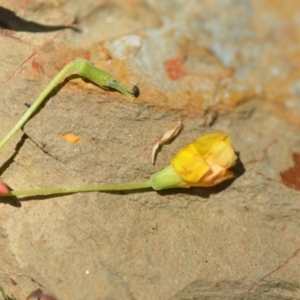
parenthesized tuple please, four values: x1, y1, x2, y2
(5, 181, 153, 197)
(0, 132, 237, 197)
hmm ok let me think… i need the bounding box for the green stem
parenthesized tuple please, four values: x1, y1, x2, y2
(0, 62, 74, 151)
(4, 180, 152, 197)
(0, 59, 135, 151)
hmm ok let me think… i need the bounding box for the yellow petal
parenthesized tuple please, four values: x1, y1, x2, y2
(187, 170, 235, 187)
(171, 143, 210, 182)
(171, 132, 237, 186)
(206, 140, 237, 169)
(193, 132, 229, 158)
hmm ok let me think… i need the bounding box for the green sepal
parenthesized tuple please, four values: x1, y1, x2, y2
(150, 165, 189, 190)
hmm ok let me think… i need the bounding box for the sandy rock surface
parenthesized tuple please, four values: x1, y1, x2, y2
(0, 1, 300, 299)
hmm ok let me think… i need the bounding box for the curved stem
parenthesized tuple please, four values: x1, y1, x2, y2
(4, 180, 152, 197)
(0, 62, 75, 151)
(0, 59, 136, 151)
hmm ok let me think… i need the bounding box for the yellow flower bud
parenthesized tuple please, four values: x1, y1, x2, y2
(150, 132, 237, 190)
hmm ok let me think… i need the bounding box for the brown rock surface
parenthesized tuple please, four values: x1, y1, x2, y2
(0, 1, 300, 299)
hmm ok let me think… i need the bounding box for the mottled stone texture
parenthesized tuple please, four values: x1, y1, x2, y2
(0, 1, 300, 299)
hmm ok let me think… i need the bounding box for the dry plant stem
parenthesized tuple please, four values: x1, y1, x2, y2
(0, 59, 135, 151)
(6, 181, 152, 197)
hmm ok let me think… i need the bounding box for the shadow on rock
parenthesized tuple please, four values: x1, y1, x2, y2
(0, 6, 80, 32)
